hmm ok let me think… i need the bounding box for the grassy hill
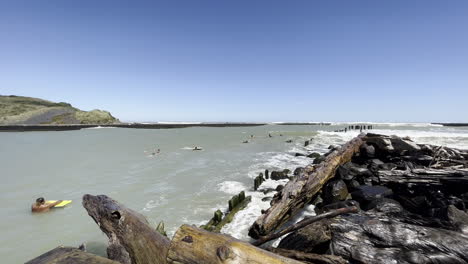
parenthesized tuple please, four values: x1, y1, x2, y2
(0, 95, 120, 125)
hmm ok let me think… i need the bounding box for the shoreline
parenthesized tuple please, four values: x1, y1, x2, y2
(0, 123, 266, 132)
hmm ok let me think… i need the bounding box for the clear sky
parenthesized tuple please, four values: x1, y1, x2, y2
(1, 1, 467, 122)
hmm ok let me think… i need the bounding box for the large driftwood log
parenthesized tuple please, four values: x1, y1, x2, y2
(82, 194, 170, 264)
(377, 168, 468, 185)
(166, 224, 305, 264)
(249, 135, 365, 238)
(25, 246, 119, 264)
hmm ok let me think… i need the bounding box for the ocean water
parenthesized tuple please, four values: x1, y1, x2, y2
(1, 123, 468, 263)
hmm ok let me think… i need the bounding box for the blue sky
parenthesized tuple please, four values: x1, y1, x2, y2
(1, 1, 467, 122)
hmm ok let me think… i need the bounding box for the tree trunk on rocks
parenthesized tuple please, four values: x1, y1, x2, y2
(377, 168, 468, 186)
(166, 224, 305, 264)
(249, 135, 365, 238)
(25, 246, 120, 264)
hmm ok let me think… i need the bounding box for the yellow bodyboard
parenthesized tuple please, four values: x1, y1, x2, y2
(46, 200, 72, 207)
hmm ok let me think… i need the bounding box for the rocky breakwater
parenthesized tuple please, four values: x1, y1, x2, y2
(254, 133, 468, 264)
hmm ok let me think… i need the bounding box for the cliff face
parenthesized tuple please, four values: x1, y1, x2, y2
(0, 95, 120, 125)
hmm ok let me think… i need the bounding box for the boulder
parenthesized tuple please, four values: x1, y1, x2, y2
(271, 171, 289, 181)
(390, 135, 421, 154)
(307, 152, 321, 159)
(447, 205, 468, 234)
(365, 134, 394, 154)
(360, 144, 376, 158)
(323, 180, 349, 204)
(278, 219, 332, 254)
(295, 153, 305, 157)
(293, 167, 304, 176)
(351, 185, 393, 210)
(276, 185, 284, 192)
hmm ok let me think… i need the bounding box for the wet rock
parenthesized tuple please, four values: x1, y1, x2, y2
(278, 219, 332, 254)
(365, 134, 394, 153)
(262, 197, 273, 202)
(295, 153, 305, 157)
(351, 185, 393, 210)
(276, 185, 284, 192)
(360, 144, 376, 158)
(265, 169, 269, 179)
(347, 180, 361, 191)
(367, 198, 403, 213)
(447, 205, 468, 234)
(313, 155, 326, 164)
(285, 139, 293, 143)
(304, 140, 310, 147)
(293, 167, 304, 176)
(390, 135, 421, 154)
(323, 180, 349, 204)
(307, 152, 321, 159)
(271, 171, 289, 180)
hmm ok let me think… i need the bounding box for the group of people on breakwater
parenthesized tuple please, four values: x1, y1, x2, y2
(334, 124, 374, 133)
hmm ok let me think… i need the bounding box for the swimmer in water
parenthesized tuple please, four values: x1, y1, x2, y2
(31, 197, 63, 213)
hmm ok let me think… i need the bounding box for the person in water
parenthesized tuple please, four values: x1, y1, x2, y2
(31, 197, 62, 213)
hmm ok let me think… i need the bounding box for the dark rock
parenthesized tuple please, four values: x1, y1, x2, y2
(271, 171, 289, 180)
(278, 219, 332, 254)
(328, 145, 338, 150)
(262, 197, 273, 202)
(367, 198, 403, 213)
(283, 169, 291, 175)
(360, 144, 376, 158)
(365, 134, 394, 153)
(313, 156, 326, 164)
(323, 180, 349, 204)
(285, 140, 293, 143)
(351, 185, 393, 210)
(276, 185, 284, 192)
(293, 167, 304, 176)
(347, 180, 361, 191)
(447, 205, 468, 234)
(265, 169, 269, 179)
(295, 153, 305, 157)
(304, 140, 310, 147)
(307, 152, 321, 159)
(390, 135, 421, 154)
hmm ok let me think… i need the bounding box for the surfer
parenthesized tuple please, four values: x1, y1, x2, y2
(193, 146, 202, 151)
(31, 197, 63, 213)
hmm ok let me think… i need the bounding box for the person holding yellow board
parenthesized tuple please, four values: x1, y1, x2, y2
(31, 197, 68, 213)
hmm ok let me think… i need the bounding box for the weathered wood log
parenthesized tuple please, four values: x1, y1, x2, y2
(377, 168, 468, 185)
(249, 134, 365, 238)
(26, 246, 119, 264)
(266, 248, 346, 264)
(82, 194, 170, 264)
(252, 206, 358, 246)
(166, 224, 305, 264)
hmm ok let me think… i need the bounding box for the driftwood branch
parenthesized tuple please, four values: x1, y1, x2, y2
(249, 135, 365, 238)
(166, 224, 305, 264)
(252, 206, 358, 246)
